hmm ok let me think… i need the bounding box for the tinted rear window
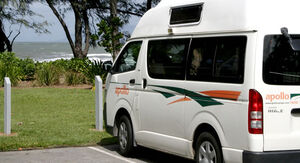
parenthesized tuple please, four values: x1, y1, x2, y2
(263, 35, 300, 85)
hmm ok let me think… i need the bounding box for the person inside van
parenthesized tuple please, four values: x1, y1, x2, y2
(190, 48, 203, 76)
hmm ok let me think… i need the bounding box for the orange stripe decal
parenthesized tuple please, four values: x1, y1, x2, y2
(168, 97, 191, 105)
(200, 90, 241, 101)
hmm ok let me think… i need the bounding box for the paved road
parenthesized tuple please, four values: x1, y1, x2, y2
(0, 145, 194, 163)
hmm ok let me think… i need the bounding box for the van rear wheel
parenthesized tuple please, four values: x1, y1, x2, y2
(195, 132, 223, 163)
(118, 115, 134, 156)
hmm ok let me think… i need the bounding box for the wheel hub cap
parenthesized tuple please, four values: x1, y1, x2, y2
(119, 122, 128, 149)
(199, 141, 217, 163)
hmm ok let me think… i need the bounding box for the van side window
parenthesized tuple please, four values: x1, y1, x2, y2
(187, 36, 247, 83)
(214, 37, 246, 83)
(112, 41, 142, 74)
(147, 39, 190, 80)
(188, 38, 215, 81)
(170, 4, 203, 25)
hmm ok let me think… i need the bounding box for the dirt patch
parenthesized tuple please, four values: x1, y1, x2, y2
(0, 133, 18, 137)
(17, 81, 35, 88)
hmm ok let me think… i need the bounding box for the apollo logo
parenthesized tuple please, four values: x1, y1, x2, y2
(266, 92, 290, 102)
(115, 85, 129, 96)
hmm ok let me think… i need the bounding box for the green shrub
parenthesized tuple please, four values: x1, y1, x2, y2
(50, 59, 69, 72)
(0, 52, 109, 87)
(83, 60, 107, 85)
(35, 62, 60, 86)
(51, 58, 88, 73)
(65, 71, 86, 86)
(0, 52, 22, 86)
(52, 58, 108, 85)
(67, 58, 89, 73)
(53, 58, 89, 86)
(18, 58, 36, 81)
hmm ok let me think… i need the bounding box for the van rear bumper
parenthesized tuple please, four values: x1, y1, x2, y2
(243, 150, 300, 163)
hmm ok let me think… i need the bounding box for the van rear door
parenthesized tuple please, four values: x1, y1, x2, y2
(262, 35, 300, 151)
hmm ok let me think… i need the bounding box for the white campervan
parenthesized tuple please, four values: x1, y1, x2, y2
(104, 0, 300, 162)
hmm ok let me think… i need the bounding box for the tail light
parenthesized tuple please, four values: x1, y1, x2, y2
(248, 89, 263, 134)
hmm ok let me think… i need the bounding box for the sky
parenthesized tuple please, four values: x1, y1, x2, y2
(6, 2, 141, 43)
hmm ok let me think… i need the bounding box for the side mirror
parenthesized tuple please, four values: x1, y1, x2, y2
(102, 60, 113, 72)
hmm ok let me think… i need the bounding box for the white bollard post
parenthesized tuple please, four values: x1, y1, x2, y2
(4, 77, 11, 135)
(95, 76, 103, 131)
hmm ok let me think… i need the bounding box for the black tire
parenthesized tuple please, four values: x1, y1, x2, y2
(195, 132, 223, 163)
(118, 115, 134, 156)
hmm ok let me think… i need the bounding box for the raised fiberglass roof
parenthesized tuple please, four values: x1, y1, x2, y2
(131, 0, 300, 39)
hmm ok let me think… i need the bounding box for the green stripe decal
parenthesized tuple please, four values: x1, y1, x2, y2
(153, 89, 176, 98)
(291, 94, 300, 99)
(152, 85, 223, 107)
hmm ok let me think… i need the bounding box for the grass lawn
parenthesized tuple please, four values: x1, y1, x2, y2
(0, 87, 116, 151)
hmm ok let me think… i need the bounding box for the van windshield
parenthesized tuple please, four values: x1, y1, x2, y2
(263, 35, 300, 85)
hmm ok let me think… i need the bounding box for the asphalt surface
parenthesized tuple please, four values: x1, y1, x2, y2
(0, 145, 194, 163)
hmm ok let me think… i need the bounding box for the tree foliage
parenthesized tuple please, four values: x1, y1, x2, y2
(44, 0, 157, 59)
(93, 0, 140, 59)
(138, 0, 161, 13)
(93, 18, 124, 57)
(93, 0, 161, 60)
(45, 0, 93, 59)
(1, 0, 161, 59)
(0, 0, 49, 52)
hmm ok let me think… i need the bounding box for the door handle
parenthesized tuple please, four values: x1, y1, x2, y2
(291, 108, 300, 115)
(129, 79, 135, 84)
(143, 78, 147, 89)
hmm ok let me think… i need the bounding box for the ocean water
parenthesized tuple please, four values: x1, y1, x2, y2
(12, 42, 112, 62)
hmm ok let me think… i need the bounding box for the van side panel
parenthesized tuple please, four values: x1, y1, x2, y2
(106, 40, 144, 136)
(135, 38, 189, 156)
(185, 33, 256, 146)
(106, 72, 138, 135)
(184, 33, 260, 162)
(184, 82, 249, 147)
